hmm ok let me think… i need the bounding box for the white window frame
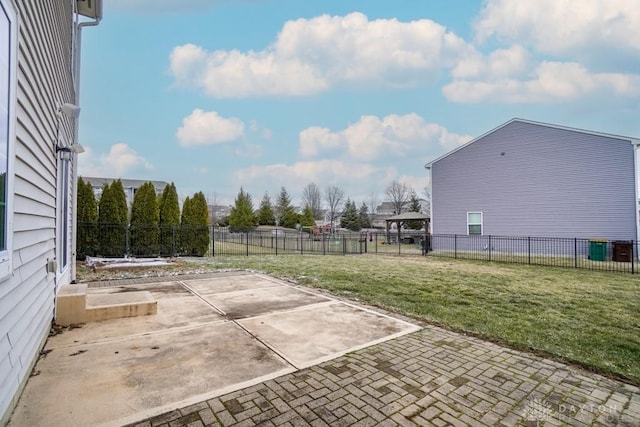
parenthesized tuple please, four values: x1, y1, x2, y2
(467, 212, 483, 235)
(0, 0, 16, 281)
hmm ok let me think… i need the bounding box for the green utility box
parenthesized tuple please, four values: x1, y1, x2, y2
(589, 239, 607, 261)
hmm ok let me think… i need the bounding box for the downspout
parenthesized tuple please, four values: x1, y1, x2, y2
(633, 140, 640, 260)
(425, 165, 432, 233)
(70, 1, 101, 283)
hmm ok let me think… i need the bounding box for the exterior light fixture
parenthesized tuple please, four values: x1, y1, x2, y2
(59, 102, 81, 119)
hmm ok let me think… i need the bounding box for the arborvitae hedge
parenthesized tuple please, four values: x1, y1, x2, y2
(130, 182, 160, 256)
(76, 177, 98, 259)
(180, 192, 209, 256)
(158, 183, 180, 255)
(96, 183, 122, 256)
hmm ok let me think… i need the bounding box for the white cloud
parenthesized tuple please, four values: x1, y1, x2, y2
(444, 61, 640, 103)
(176, 109, 244, 146)
(452, 45, 531, 80)
(474, 0, 640, 59)
(169, 12, 474, 98)
(299, 114, 471, 161)
(79, 143, 153, 177)
(233, 160, 398, 202)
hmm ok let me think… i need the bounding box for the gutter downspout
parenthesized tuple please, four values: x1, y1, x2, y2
(633, 140, 640, 260)
(424, 164, 432, 234)
(70, 2, 101, 283)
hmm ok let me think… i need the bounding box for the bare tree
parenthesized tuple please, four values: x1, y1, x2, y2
(367, 192, 379, 228)
(324, 185, 345, 231)
(302, 182, 322, 220)
(385, 180, 412, 214)
(422, 185, 431, 215)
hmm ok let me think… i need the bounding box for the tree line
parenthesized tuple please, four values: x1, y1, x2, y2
(76, 178, 210, 258)
(226, 180, 428, 233)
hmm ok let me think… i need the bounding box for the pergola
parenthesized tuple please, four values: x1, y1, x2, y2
(384, 212, 430, 247)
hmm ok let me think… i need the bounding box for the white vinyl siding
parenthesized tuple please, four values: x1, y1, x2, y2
(1, 1, 76, 422)
(432, 120, 636, 240)
(467, 212, 482, 235)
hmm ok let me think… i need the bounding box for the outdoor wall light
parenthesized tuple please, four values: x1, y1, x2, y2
(56, 143, 85, 160)
(59, 102, 81, 119)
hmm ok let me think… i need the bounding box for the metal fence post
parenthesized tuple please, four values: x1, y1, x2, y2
(488, 235, 492, 262)
(211, 225, 216, 256)
(528, 236, 531, 265)
(125, 225, 130, 257)
(454, 234, 457, 259)
(574, 238, 578, 268)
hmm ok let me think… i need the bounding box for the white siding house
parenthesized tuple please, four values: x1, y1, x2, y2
(426, 119, 640, 242)
(0, 1, 100, 422)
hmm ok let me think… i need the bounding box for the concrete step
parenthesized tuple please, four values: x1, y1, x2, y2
(56, 284, 157, 326)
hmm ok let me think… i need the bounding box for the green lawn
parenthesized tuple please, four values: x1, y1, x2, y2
(184, 254, 640, 384)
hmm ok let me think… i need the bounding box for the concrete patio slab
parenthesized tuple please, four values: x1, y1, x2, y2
(51, 282, 225, 347)
(239, 301, 421, 368)
(8, 273, 420, 427)
(194, 281, 329, 319)
(12, 322, 293, 427)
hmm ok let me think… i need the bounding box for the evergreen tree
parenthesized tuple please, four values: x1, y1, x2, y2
(97, 182, 126, 256)
(180, 192, 210, 256)
(299, 205, 315, 227)
(229, 187, 255, 232)
(274, 187, 299, 228)
(341, 199, 361, 231)
(256, 192, 275, 225)
(407, 191, 423, 230)
(130, 182, 160, 256)
(76, 177, 98, 259)
(158, 183, 180, 255)
(358, 202, 372, 229)
(111, 179, 129, 224)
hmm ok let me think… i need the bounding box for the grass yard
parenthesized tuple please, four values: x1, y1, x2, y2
(180, 254, 640, 384)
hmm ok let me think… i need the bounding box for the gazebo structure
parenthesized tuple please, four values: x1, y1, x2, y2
(384, 212, 431, 253)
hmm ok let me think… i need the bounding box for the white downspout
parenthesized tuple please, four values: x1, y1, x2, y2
(425, 165, 432, 234)
(70, 2, 101, 283)
(633, 140, 640, 260)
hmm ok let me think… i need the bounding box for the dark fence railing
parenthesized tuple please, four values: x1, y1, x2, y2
(77, 223, 638, 273)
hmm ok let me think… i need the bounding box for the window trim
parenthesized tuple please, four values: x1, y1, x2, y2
(467, 211, 483, 236)
(0, 0, 16, 281)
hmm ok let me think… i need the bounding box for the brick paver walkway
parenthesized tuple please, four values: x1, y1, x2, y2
(127, 324, 639, 427)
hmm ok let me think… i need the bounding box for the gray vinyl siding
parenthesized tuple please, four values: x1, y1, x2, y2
(432, 120, 636, 241)
(0, 1, 74, 421)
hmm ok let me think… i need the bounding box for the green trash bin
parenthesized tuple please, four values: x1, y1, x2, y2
(589, 239, 607, 261)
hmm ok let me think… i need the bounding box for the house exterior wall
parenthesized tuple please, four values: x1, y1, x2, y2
(1, 1, 76, 422)
(431, 120, 636, 241)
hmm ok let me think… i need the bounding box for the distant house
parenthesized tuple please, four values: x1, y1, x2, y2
(425, 119, 639, 242)
(82, 176, 169, 207)
(208, 204, 231, 224)
(0, 1, 101, 423)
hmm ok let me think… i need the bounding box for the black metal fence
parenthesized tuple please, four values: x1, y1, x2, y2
(428, 234, 637, 274)
(77, 223, 639, 273)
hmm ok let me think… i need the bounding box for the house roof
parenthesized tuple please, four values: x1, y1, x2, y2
(384, 212, 429, 221)
(424, 118, 639, 169)
(82, 176, 169, 190)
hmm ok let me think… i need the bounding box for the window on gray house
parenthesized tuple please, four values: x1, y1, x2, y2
(467, 212, 482, 235)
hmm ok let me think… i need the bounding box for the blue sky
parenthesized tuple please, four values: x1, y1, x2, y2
(77, 0, 640, 207)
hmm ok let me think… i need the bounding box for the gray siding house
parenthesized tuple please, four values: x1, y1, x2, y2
(0, 1, 101, 422)
(426, 119, 639, 242)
